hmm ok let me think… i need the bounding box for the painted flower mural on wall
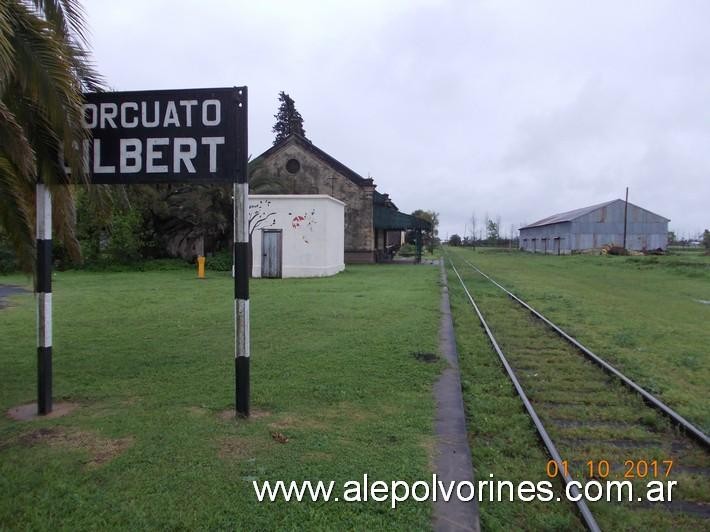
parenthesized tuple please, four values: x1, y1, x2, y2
(288, 209, 318, 244)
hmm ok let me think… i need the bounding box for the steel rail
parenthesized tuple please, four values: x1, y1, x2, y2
(447, 258, 601, 532)
(463, 258, 710, 450)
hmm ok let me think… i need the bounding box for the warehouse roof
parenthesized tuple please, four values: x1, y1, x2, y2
(521, 199, 669, 229)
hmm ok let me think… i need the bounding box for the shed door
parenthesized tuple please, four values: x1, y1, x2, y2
(261, 230, 282, 278)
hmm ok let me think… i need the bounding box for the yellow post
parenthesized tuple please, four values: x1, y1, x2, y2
(197, 256, 206, 278)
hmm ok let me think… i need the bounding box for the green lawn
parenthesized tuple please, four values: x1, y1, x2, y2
(0, 265, 441, 529)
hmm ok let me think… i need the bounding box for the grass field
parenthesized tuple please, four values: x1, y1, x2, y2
(445, 247, 709, 529)
(0, 264, 441, 529)
(448, 247, 710, 433)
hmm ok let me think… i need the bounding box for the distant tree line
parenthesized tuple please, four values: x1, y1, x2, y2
(448, 211, 519, 248)
(447, 233, 519, 248)
(668, 230, 710, 250)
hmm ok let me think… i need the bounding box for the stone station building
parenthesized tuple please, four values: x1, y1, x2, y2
(249, 134, 429, 263)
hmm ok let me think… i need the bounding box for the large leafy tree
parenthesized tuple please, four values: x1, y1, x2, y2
(129, 184, 232, 258)
(486, 218, 500, 241)
(0, 0, 102, 272)
(408, 209, 440, 253)
(411, 209, 439, 237)
(272, 91, 306, 144)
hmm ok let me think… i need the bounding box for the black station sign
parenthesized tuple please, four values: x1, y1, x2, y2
(82, 87, 247, 184)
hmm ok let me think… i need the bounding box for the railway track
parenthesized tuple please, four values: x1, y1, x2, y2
(444, 252, 710, 531)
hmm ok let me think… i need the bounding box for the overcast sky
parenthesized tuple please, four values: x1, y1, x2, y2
(84, 0, 709, 239)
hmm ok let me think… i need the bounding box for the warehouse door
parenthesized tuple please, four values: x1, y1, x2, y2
(261, 230, 282, 278)
(554, 238, 561, 255)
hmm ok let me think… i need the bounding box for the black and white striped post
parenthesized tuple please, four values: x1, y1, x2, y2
(36, 182, 53, 415)
(234, 176, 250, 416)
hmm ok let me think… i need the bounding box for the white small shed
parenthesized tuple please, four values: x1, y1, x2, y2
(249, 195, 345, 278)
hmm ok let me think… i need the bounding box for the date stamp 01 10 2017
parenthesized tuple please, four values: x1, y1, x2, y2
(546, 459, 674, 480)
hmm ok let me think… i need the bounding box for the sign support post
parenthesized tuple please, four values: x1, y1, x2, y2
(234, 180, 250, 417)
(36, 182, 53, 415)
(32, 86, 249, 419)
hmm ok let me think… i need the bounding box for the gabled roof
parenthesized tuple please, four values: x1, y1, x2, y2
(251, 133, 431, 229)
(249, 133, 374, 188)
(521, 199, 670, 230)
(521, 200, 616, 229)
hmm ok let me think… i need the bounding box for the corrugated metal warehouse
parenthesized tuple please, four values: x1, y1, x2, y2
(519, 199, 670, 254)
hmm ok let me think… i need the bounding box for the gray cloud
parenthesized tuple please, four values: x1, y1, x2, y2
(84, 0, 710, 239)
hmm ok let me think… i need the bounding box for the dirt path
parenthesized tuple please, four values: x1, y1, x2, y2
(0, 284, 30, 309)
(433, 261, 480, 532)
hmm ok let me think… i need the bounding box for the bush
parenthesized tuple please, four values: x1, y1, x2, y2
(106, 210, 144, 263)
(0, 233, 17, 274)
(397, 243, 417, 257)
(206, 249, 233, 271)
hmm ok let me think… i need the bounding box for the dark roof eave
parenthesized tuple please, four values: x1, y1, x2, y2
(374, 204, 432, 231)
(520, 220, 573, 230)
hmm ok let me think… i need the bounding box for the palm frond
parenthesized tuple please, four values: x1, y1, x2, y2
(0, 0, 103, 271)
(50, 182, 80, 260)
(0, 99, 36, 178)
(31, 0, 89, 47)
(0, 3, 16, 88)
(0, 154, 34, 271)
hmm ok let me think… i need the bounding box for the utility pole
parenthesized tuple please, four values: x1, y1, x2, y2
(622, 187, 629, 250)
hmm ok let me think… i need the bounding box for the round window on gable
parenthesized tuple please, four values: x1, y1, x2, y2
(285, 158, 301, 174)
